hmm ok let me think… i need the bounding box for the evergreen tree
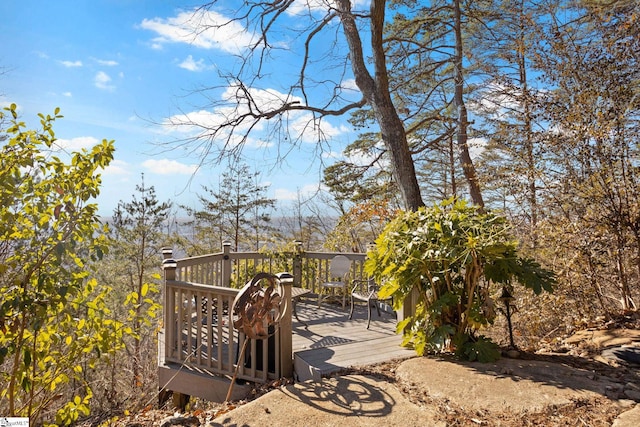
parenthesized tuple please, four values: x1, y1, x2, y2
(472, 0, 556, 248)
(108, 174, 171, 389)
(383, 0, 490, 206)
(191, 162, 276, 251)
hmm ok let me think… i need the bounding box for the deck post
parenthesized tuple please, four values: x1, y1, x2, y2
(160, 248, 174, 322)
(397, 286, 418, 327)
(161, 247, 173, 261)
(161, 256, 177, 347)
(160, 253, 178, 406)
(222, 241, 232, 287)
(276, 273, 294, 379)
(162, 253, 177, 317)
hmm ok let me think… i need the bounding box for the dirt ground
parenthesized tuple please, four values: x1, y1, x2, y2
(93, 323, 640, 427)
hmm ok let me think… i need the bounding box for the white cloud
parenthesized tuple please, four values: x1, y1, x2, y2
(471, 81, 523, 119)
(251, 138, 274, 149)
(346, 149, 378, 167)
(274, 183, 322, 201)
(160, 105, 268, 151)
(289, 112, 344, 143)
(340, 79, 360, 92)
(162, 108, 242, 135)
(95, 71, 115, 91)
(286, 0, 370, 16)
(220, 86, 347, 143)
(0, 99, 20, 111)
(55, 136, 100, 152)
(322, 150, 342, 160)
(62, 92, 72, 97)
(139, 9, 254, 54)
(94, 58, 119, 66)
(468, 137, 487, 159)
(322, 137, 388, 170)
(274, 188, 299, 201)
(142, 159, 198, 175)
(179, 55, 207, 72)
(103, 159, 132, 177)
(60, 60, 82, 67)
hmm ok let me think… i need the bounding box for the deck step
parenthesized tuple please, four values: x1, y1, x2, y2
(294, 334, 415, 382)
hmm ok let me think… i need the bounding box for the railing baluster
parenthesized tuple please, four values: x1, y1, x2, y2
(216, 296, 224, 370)
(205, 294, 212, 368)
(274, 331, 281, 379)
(177, 288, 184, 362)
(196, 291, 203, 366)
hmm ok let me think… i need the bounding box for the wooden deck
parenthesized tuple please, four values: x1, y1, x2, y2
(159, 247, 418, 402)
(291, 295, 415, 382)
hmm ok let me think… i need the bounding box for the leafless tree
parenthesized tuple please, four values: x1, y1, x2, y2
(164, 1, 425, 210)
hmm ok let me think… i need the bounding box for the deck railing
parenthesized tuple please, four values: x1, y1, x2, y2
(170, 243, 368, 294)
(160, 245, 367, 385)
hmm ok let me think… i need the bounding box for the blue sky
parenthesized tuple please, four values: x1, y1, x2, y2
(1, 1, 365, 216)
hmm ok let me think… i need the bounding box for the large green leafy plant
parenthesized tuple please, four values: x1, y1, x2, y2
(365, 199, 555, 361)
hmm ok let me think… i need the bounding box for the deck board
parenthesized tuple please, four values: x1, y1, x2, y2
(291, 296, 415, 381)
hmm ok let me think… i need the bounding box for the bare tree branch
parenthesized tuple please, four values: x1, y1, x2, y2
(160, 1, 425, 210)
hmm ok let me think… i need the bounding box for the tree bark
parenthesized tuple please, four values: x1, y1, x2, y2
(453, 0, 484, 209)
(336, 0, 424, 211)
(516, 0, 538, 248)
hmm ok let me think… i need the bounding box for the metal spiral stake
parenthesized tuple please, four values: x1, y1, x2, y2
(499, 286, 516, 350)
(225, 272, 285, 403)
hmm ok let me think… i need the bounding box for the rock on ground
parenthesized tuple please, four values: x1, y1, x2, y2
(395, 356, 614, 412)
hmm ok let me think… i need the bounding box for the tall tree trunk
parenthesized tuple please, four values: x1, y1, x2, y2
(516, 0, 538, 248)
(337, 0, 424, 211)
(634, 229, 640, 310)
(448, 132, 458, 198)
(453, 0, 484, 209)
(614, 226, 635, 311)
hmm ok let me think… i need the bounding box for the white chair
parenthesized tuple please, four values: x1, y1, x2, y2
(318, 255, 351, 309)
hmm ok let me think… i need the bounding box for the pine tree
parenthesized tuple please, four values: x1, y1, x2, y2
(109, 174, 171, 388)
(191, 162, 276, 251)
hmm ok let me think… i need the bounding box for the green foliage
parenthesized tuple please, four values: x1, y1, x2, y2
(108, 177, 169, 390)
(453, 334, 501, 363)
(0, 104, 122, 422)
(185, 161, 276, 252)
(365, 198, 555, 361)
(56, 390, 92, 426)
(124, 279, 162, 330)
(259, 241, 302, 273)
(258, 241, 322, 290)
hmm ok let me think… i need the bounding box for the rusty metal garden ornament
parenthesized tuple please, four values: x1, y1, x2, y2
(226, 272, 286, 402)
(232, 272, 284, 340)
